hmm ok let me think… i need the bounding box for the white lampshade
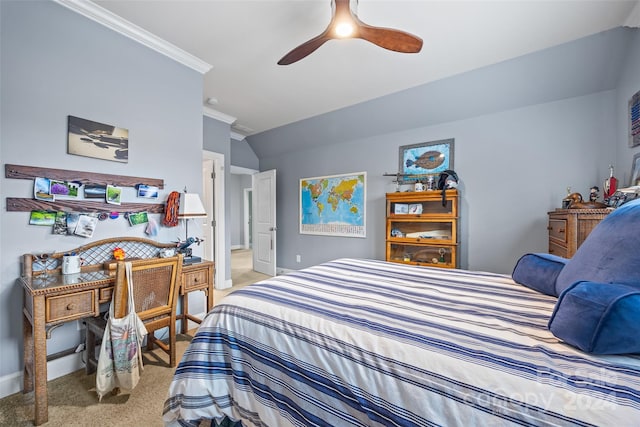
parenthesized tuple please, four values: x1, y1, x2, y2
(177, 193, 207, 219)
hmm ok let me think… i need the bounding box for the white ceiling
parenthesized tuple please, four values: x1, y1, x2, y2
(83, 1, 639, 136)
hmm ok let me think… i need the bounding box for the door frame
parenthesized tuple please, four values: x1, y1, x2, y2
(243, 188, 252, 250)
(202, 150, 229, 289)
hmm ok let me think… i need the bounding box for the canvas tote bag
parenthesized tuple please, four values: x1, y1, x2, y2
(96, 262, 148, 401)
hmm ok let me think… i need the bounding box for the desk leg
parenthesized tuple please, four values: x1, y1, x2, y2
(206, 266, 214, 313)
(22, 309, 34, 393)
(181, 292, 189, 334)
(32, 296, 48, 426)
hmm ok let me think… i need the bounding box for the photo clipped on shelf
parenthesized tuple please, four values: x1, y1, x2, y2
(34, 177, 54, 201)
(106, 185, 122, 205)
(128, 212, 149, 226)
(137, 184, 159, 199)
(29, 210, 56, 226)
(74, 214, 98, 238)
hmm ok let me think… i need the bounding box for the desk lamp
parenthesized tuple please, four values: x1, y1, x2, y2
(177, 191, 206, 264)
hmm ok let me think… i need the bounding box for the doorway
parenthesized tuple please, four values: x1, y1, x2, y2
(230, 166, 258, 284)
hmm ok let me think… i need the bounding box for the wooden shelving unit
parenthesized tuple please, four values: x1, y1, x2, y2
(386, 190, 459, 269)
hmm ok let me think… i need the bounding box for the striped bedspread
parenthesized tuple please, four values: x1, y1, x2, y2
(163, 258, 640, 427)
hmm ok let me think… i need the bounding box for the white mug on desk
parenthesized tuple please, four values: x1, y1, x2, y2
(62, 255, 82, 275)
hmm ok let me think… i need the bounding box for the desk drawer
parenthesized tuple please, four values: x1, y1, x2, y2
(548, 219, 567, 243)
(46, 290, 95, 323)
(182, 269, 209, 293)
(99, 286, 113, 304)
(548, 241, 568, 258)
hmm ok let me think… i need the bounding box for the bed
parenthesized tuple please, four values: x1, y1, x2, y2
(163, 258, 640, 427)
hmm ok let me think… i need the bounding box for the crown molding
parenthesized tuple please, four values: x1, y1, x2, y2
(52, 0, 212, 74)
(230, 131, 246, 141)
(203, 106, 237, 125)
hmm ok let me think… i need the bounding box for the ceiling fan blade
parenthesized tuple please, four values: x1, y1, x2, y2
(277, 0, 422, 64)
(357, 24, 423, 53)
(277, 31, 332, 65)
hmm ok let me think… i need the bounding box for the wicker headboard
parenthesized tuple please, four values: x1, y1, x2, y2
(22, 237, 177, 277)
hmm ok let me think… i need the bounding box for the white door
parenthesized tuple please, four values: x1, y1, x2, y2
(203, 151, 228, 290)
(252, 169, 276, 276)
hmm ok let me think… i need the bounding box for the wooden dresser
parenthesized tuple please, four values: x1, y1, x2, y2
(547, 208, 611, 258)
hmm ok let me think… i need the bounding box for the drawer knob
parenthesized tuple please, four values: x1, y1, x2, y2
(66, 303, 77, 311)
(193, 277, 199, 283)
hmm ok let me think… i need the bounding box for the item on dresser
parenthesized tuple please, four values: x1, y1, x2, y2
(607, 186, 640, 207)
(603, 164, 618, 198)
(564, 192, 607, 209)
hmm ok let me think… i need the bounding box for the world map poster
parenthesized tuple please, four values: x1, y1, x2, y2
(300, 172, 366, 237)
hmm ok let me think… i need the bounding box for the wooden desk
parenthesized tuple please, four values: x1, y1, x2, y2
(19, 260, 214, 425)
(179, 260, 215, 333)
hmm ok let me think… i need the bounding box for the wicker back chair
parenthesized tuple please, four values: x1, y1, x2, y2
(85, 254, 183, 374)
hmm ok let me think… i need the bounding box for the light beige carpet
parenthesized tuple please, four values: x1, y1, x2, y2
(0, 335, 197, 427)
(0, 251, 271, 427)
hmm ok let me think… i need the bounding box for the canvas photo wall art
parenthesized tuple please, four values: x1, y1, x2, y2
(67, 115, 129, 163)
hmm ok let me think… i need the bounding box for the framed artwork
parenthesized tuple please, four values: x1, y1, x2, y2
(67, 115, 129, 163)
(300, 171, 366, 238)
(398, 139, 454, 182)
(630, 152, 640, 186)
(630, 89, 640, 148)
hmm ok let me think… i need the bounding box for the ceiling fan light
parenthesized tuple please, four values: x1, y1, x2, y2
(335, 22, 354, 37)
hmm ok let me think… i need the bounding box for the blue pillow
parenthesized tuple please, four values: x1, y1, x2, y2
(548, 281, 640, 354)
(555, 198, 640, 295)
(512, 253, 568, 296)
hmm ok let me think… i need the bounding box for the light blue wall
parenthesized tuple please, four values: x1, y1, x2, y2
(253, 28, 638, 274)
(0, 1, 203, 384)
(615, 29, 640, 184)
(231, 140, 260, 170)
(203, 116, 233, 280)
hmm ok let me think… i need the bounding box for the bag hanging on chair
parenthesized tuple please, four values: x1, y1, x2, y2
(96, 262, 148, 401)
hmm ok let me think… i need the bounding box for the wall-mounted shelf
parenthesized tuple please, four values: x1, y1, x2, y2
(5, 163, 165, 214)
(5, 164, 164, 188)
(5, 198, 164, 213)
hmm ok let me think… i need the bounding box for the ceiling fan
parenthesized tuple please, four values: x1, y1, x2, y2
(278, 0, 423, 65)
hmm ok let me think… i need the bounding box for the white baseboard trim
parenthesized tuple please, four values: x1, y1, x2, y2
(230, 245, 244, 251)
(0, 371, 22, 400)
(215, 278, 233, 290)
(277, 267, 296, 275)
(0, 352, 85, 399)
